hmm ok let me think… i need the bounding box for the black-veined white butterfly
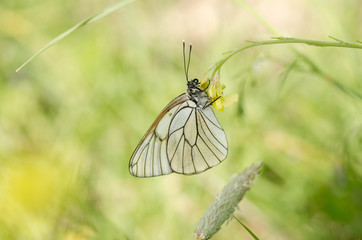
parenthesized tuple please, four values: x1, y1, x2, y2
(129, 42, 228, 177)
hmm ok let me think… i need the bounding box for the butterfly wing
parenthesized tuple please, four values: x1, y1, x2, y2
(129, 94, 189, 177)
(167, 101, 228, 175)
(129, 94, 228, 177)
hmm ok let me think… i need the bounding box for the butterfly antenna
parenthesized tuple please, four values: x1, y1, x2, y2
(187, 42, 192, 81)
(183, 40, 188, 82)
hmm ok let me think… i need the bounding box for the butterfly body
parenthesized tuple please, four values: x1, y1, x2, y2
(187, 79, 210, 108)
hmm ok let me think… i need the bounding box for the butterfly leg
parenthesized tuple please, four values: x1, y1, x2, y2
(203, 96, 221, 109)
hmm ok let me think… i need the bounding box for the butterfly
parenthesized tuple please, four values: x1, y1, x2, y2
(129, 42, 228, 177)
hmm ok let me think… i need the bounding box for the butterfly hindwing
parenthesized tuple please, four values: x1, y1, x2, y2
(167, 101, 228, 175)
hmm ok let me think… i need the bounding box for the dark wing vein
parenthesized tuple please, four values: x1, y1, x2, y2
(181, 138, 186, 174)
(190, 143, 196, 173)
(195, 144, 210, 167)
(169, 133, 184, 163)
(167, 106, 194, 136)
(200, 109, 223, 130)
(198, 112, 227, 152)
(159, 138, 163, 175)
(198, 133, 222, 162)
(199, 110, 227, 149)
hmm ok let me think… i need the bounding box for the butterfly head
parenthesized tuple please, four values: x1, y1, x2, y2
(187, 78, 200, 89)
(187, 78, 203, 95)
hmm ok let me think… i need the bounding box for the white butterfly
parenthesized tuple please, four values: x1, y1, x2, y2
(129, 42, 228, 177)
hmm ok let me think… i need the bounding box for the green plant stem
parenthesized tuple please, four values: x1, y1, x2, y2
(208, 37, 362, 80)
(208, 37, 362, 100)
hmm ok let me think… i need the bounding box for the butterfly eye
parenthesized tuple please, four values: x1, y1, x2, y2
(193, 78, 199, 84)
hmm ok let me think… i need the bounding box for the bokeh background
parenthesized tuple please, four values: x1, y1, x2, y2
(1, 0, 362, 239)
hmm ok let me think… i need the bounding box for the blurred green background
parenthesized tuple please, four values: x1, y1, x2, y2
(1, 0, 362, 239)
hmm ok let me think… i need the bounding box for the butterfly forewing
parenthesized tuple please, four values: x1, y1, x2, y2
(129, 94, 188, 177)
(129, 93, 228, 177)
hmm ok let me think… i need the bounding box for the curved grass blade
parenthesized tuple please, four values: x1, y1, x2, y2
(16, 0, 134, 72)
(234, 215, 260, 240)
